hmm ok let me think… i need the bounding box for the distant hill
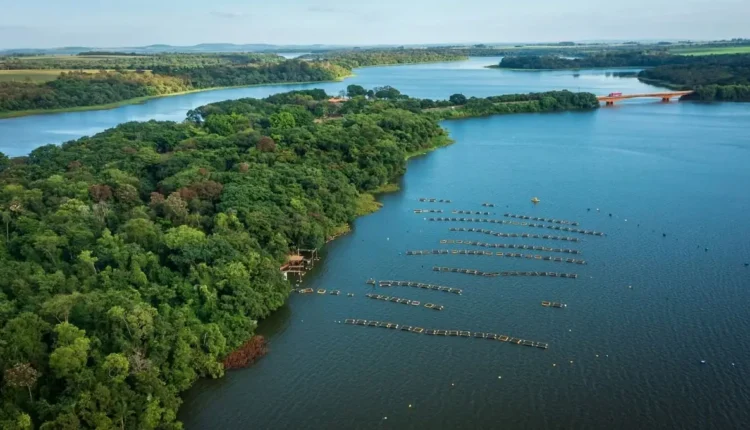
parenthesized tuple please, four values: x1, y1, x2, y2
(0, 43, 347, 55)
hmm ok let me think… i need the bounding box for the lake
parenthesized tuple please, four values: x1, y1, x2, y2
(1, 57, 658, 156)
(5, 57, 750, 429)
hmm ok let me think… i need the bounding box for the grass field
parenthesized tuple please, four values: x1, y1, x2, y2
(670, 46, 750, 56)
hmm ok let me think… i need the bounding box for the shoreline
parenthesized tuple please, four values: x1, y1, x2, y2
(486, 65, 650, 71)
(0, 75, 354, 120)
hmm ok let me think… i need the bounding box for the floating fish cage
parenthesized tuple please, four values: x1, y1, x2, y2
(449, 227, 581, 242)
(366, 293, 444, 309)
(377, 280, 464, 295)
(453, 210, 492, 215)
(439, 239, 581, 254)
(405, 249, 586, 264)
(432, 266, 578, 279)
(541, 301, 566, 308)
(504, 213, 580, 226)
(344, 319, 548, 349)
(419, 198, 452, 203)
(429, 217, 604, 236)
(414, 209, 444, 214)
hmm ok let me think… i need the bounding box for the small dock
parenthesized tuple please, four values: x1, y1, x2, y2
(504, 213, 580, 226)
(449, 227, 580, 242)
(541, 301, 566, 308)
(439, 239, 580, 254)
(405, 249, 586, 264)
(365, 293, 443, 309)
(377, 280, 463, 295)
(432, 266, 578, 279)
(428, 217, 604, 236)
(343, 319, 548, 349)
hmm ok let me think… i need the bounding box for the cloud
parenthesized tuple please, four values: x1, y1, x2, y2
(210, 10, 246, 19)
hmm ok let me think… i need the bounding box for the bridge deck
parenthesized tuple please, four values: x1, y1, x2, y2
(597, 91, 693, 102)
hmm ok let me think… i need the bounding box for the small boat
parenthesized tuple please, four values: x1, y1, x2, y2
(531, 197, 540, 204)
(317, 289, 326, 294)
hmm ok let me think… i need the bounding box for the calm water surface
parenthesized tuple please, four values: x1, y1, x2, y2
(177, 100, 750, 428)
(0, 57, 658, 156)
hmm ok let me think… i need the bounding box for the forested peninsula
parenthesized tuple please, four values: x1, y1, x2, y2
(495, 52, 750, 102)
(0, 50, 465, 117)
(0, 87, 598, 429)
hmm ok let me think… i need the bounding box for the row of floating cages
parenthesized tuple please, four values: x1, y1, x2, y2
(406, 249, 586, 264)
(343, 319, 548, 349)
(482, 203, 496, 207)
(432, 266, 579, 279)
(365, 293, 445, 310)
(376, 280, 463, 295)
(294, 288, 347, 296)
(541, 301, 566, 308)
(414, 209, 444, 214)
(419, 198, 452, 203)
(439, 239, 581, 254)
(504, 213, 580, 226)
(429, 217, 604, 236)
(449, 227, 580, 242)
(453, 210, 492, 215)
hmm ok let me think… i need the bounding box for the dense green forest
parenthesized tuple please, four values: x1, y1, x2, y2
(637, 55, 750, 101)
(0, 61, 348, 115)
(302, 49, 467, 68)
(0, 87, 598, 429)
(0, 53, 284, 71)
(495, 51, 689, 69)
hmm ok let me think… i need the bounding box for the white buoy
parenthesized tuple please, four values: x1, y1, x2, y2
(409, 404, 412, 408)
(700, 360, 706, 364)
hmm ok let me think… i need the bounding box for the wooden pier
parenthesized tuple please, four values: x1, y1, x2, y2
(405, 249, 586, 264)
(279, 248, 319, 278)
(449, 227, 580, 242)
(377, 280, 463, 295)
(504, 213, 580, 226)
(432, 266, 578, 279)
(343, 319, 548, 349)
(428, 217, 604, 236)
(439, 239, 580, 254)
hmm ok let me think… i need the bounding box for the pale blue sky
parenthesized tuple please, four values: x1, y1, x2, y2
(1, 0, 748, 48)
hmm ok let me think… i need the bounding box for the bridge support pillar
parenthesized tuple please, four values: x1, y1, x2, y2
(605, 101, 614, 106)
(661, 97, 671, 102)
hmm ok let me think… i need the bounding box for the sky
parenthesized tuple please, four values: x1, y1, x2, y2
(1, 0, 748, 49)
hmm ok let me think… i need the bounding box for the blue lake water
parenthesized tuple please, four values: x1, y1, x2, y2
(177, 100, 750, 430)
(1, 57, 658, 156)
(3, 57, 749, 429)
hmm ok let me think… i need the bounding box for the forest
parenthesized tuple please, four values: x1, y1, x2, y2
(0, 61, 348, 115)
(495, 51, 691, 69)
(0, 53, 284, 71)
(0, 87, 598, 429)
(301, 49, 468, 69)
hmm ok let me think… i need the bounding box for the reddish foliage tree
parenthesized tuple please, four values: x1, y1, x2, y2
(177, 187, 198, 202)
(122, 147, 138, 155)
(67, 160, 82, 171)
(191, 181, 224, 201)
(89, 184, 113, 202)
(198, 168, 209, 176)
(222, 335, 268, 370)
(256, 136, 276, 152)
(238, 162, 249, 173)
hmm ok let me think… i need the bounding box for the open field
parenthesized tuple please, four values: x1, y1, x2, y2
(0, 69, 70, 82)
(670, 46, 750, 56)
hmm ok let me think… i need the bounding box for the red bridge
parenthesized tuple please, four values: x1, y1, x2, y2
(597, 91, 694, 105)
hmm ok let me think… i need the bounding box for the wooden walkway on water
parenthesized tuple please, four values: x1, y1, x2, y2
(406, 249, 586, 265)
(432, 266, 578, 279)
(428, 217, 605, 236)
(449, 227, 580, 242)
(439, 239, 580, 254)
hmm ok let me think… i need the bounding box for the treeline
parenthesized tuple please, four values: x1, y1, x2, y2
(0, 53, 284, 71)
(638, 55, 750, 101)
(497, 51, 687, 69)
(0, 71, 190, 112)
(0, 87, 597, 428)
(0, 61, 348, 114)
(303, 49, 467, 69)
